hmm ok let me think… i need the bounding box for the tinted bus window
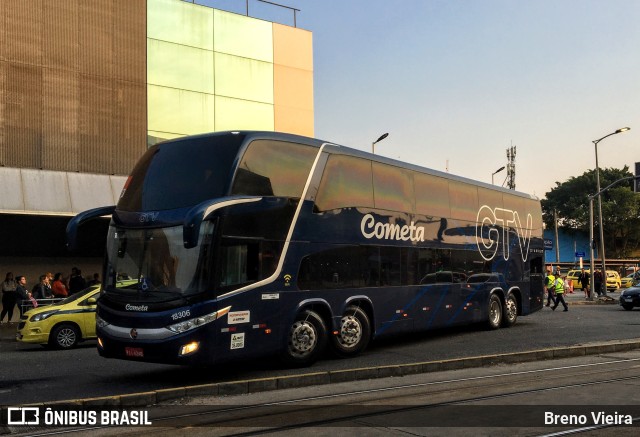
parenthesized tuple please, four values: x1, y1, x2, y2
(449, 180, 479, 223)
(231, 140, 317, 198)
(118, 134, 245, 212)
(372, 162, 414, 213)
(414, 173, 450, 218)
(314, 155, 374, 212)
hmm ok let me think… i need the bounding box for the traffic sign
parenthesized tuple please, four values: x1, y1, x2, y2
(575, 252, 585, 258)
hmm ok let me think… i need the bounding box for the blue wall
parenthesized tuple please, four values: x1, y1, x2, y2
(544, 229, 593, 263)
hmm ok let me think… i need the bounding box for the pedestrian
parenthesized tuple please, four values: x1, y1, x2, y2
(578, 268, 590, 298)
(69, 267, 87, 295)
(14, 275, 32, 317)
(87, 273, 101, 287)
(545, 269, 557, 307)
(594, 269, 603, 297)
(31, 275, 50, 301)
(1, 272, 17, 324)
(551, 275, 569, 311)
(51, 273, 68, 298)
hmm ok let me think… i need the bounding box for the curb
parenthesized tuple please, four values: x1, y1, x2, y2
(24, 338, 640, 408)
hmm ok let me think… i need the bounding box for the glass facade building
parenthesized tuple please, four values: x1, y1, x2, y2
(0, 0, 314, 286)
(147, 0, 313, 145)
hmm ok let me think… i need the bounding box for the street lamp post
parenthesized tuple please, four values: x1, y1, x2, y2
(492, 166, 505, 185)
(588, 175, 636, 300)
(592, 127, 630, 295)
(372, 133, 389, 154)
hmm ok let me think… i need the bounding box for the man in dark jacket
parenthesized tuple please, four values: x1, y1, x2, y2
(31, 275, 51, 301)
(69, 267, 87, 295)
(15, 276, 31, 316)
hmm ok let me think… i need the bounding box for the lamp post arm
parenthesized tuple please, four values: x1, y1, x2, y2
(589, 176, 637, 200)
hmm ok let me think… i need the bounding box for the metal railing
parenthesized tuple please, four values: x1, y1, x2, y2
(183, 0, 300, 27)
(20, 298, 64, 315)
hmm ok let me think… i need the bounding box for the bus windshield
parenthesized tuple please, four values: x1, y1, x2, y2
(104, 223, 213, 298)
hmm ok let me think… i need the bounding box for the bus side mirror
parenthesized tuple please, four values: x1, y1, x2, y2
(66, 205, 116, 252)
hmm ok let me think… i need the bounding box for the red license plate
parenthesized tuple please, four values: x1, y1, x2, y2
(125, 347, 144, 358)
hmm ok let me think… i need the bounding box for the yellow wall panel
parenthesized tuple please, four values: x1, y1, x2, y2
(214, 96, 274, 132)
(147, 0, 213, 49)
(214, 10, 273, 62)
(215, 53, 273, 104)
(148, 39, 214, 94)
(273, 23, 313, 71)
(148, 85, 215, 136)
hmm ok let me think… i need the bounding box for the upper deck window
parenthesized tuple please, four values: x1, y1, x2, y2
(314, 155, 375, 212)
(118, 134, 245, 212)
(231, 140, 317, 198)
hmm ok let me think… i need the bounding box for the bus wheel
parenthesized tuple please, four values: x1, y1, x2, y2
(502, 292, 518, 327)
(281, 309, 327, 367)
(331, 306, 371, 358)
(487, 294, 503, 330)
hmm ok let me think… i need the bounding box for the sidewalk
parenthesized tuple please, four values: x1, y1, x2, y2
(0, 321, 18, 342)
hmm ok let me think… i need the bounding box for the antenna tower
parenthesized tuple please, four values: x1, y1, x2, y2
(506, 144, 516, 190)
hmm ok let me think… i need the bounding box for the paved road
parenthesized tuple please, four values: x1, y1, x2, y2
(1, 293, 638, 406)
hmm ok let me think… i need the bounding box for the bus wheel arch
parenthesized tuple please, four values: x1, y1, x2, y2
(502, 289, 520, 327)
(331, 303, 372, 358)
(487, 293, 503, 330)
(280, 308, 328, 367)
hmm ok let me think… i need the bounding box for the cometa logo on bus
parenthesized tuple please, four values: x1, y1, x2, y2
(360, 214, 425, 242)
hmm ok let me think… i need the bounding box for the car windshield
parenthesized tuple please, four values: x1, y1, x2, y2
(104, 223, 213, 298)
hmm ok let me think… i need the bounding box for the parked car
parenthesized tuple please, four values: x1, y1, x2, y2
(606, 270, 621, 291)
(621, 272, 640, 289)
(566, 269, 621, 292)
(620, 285, 640, 310)
(566, 269, 586, 290)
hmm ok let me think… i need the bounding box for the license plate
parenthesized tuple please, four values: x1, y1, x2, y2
(125, 347, 144, 358)
(624, 297, 633, 302)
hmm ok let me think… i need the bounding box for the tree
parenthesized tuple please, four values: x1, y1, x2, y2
(541, 166, 640, 258)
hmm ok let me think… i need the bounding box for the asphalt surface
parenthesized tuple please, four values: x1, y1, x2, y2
(1, 290, 637, 407)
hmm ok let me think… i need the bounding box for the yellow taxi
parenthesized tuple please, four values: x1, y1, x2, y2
(17, 280, 137, 349)
(566, 269, 621, 292)
(606, 270, 621, 291)
(16, 285, 101, 349)
(566, 269, 587, 290)
(621, 272, 639, 289)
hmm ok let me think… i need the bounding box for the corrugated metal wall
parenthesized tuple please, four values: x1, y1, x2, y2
(0, 0, 147, 175)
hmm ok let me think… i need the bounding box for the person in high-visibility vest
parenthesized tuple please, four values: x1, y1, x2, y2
(552, 275, 569, 311)
(545, 272, 557, 307)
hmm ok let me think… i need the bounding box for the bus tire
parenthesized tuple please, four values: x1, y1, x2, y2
(281, 309, 327, 367)
(50, 324, 80, 349)
(487, 294, 503, 330)
(502, 292, 518, 327)
(331, 306, 371, 358)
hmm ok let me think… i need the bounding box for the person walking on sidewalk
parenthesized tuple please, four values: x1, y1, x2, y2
(545, 270, 557, 307)
(552, 275, 569, 312)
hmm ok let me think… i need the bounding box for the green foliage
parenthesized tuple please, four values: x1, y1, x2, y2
(542, 166, 640, 258)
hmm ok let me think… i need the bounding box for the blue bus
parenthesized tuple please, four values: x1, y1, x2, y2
(67, 131, 545, 366)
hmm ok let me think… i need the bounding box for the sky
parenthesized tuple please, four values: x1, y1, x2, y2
(205, 0, 639, 198)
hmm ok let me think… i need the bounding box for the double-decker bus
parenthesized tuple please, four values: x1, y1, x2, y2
(68, 131, 544, 366)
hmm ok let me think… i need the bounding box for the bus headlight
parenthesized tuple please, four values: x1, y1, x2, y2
(96, 315, 110, 329)
(179, 341, 200, 356)
(166, 306, 231, 334)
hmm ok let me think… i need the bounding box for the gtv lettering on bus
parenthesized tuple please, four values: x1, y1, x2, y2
(360, 205, 533, 262)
